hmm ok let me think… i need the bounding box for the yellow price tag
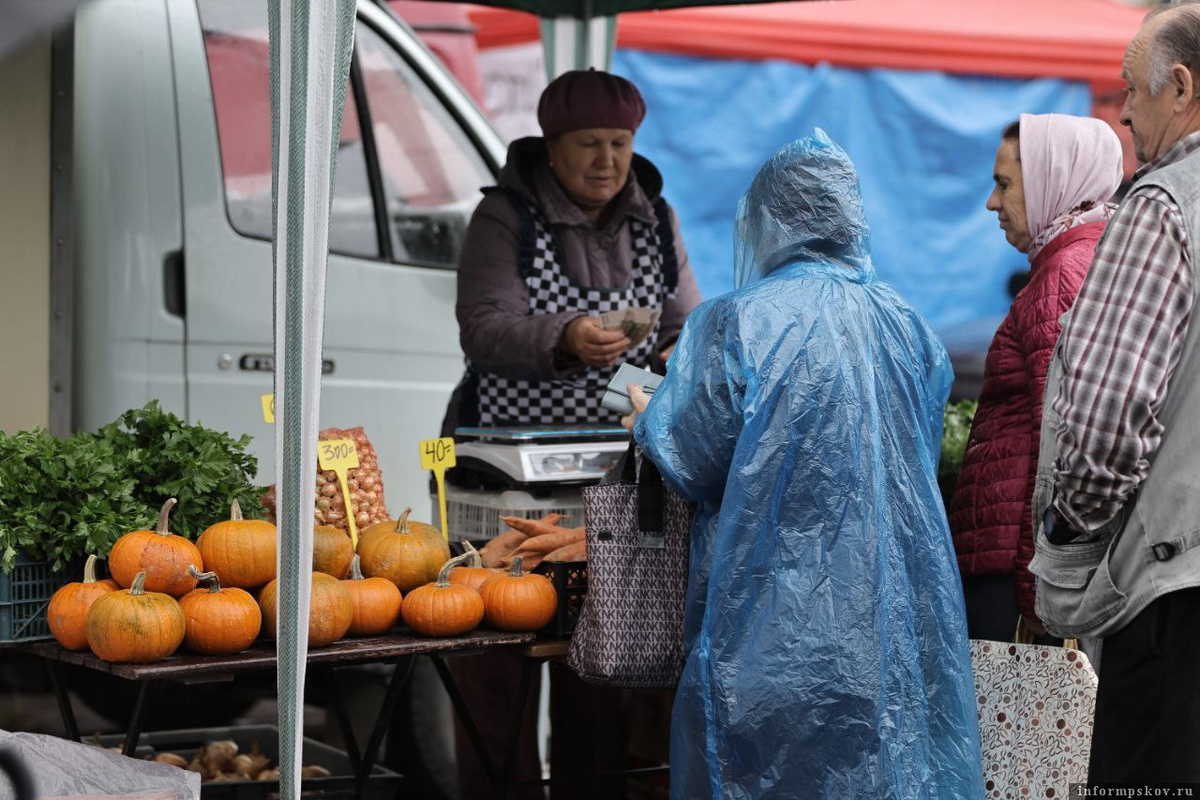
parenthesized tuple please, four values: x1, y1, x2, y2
(261, 394, 275, 424)
(318, 438, 361, 548)
(420, 437, 456, 541)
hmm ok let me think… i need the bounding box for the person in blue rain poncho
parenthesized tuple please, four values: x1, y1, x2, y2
(625, 130, 984, 799)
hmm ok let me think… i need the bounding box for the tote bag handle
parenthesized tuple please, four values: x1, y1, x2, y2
(616, 441, 666, 549)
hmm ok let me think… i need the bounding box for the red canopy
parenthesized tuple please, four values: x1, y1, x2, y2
(470, 0, 1146, 94)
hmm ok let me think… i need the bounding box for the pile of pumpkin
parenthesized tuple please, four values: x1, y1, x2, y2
(46, 498, 558, 663)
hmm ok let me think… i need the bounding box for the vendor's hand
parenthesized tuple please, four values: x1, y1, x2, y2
(562, 317, 631, 368)
(620, 384, 651, 431)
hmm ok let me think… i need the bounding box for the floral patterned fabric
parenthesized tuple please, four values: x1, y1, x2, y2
(971, 639, 1098, 798)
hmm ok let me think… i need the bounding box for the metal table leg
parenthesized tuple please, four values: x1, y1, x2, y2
(496, 658, 537, 796)
(323, 670, 363, 773)
(431, 656, 500, 788)
(44, 660, 79, 742)
(323, 659, 418, 799)
(355, 657, 415, 787)
(121, 681, 153, 756)
(432, 654, 539, 800)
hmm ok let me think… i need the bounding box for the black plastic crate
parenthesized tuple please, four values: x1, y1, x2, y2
(451, 540, 588, 638)
(0, 553, 84, 643)
(96, 724, 401, 799)
(535, 560, 587, 638)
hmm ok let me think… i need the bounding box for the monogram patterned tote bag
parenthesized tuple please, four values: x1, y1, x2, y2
(568, 445, 693, 689)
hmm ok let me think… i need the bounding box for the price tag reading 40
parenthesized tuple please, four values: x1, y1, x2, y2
(420, 437, 456, 541)
(318, 438, 361, 549)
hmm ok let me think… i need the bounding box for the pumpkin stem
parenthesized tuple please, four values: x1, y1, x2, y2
(130, 572, 147, 596)
(83, 554, 99, 584)
(188, 565, 222, 593)
(509, 556, 526, 578)
(230, 499, 244, 521)
(394, 507, 413, 535)
(436, 552, 475, 587)
(349, 554, 365, 581)
(155, 498, 178, 536)
(462, 541, 483, 569)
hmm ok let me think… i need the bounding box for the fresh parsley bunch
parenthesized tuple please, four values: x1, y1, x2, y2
(0, 401, 265, 573)
(0, 428, 153, 572)
(93, 401, 265, 539)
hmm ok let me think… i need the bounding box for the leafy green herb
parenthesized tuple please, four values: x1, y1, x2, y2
(939, 399, 978, 508)
(93, 401, 264, 539)
(0, 401, 264, 573)
(0, 428, 151, 572)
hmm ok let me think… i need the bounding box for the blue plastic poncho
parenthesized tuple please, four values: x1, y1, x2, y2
(635, 131, 983, 799)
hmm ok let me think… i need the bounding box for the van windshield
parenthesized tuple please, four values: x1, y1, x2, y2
(196, 0, 492, 268)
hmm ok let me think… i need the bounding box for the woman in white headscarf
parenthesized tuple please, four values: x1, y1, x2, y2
(949, 113, 1123, 640)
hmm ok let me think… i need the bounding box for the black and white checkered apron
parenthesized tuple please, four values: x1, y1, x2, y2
(474, 203, 673, 426)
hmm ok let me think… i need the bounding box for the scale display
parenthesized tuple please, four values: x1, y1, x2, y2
(453, 426, 630, 485)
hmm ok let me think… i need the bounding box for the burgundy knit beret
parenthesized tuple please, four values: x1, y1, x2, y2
(537, 69, 646, 138)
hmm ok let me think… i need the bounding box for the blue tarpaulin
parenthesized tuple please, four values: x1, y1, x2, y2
(613, 50, 1092, 330)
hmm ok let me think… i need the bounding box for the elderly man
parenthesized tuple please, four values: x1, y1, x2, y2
(1029, 1, 1200, 784)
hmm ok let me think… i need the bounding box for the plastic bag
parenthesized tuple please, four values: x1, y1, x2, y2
(634, 130, 983, 798)
(262, 426, 389, 534)
(0, 731, 199, 800)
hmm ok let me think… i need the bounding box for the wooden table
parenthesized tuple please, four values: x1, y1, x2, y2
(19, 630, 536, 798)
(20, 633, 667, 799)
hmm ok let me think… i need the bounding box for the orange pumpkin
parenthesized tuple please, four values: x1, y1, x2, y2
(400, 552, 484, 637)
(196, 499, 277, 590)
(108, 498, 202, 597)
(259, 572, 353, 648)
(179, 566, 262, 654)
(342, 555, 402, 636)
(47, 555, 119, 651)
(313, 524, 355, 579)
(85, 572, 186, 662)
(447, 542, 502, 593)
(356, 507, 451, 593)
(479, 556, 558, 632)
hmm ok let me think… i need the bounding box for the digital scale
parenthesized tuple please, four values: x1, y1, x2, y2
(451, 425, 630, 488)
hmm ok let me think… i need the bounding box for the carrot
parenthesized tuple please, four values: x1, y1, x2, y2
(498, 513, 570, 537)
(479, 529, 527, 568)
(544, 541, 587, 562)
(511, 527, 585, 556)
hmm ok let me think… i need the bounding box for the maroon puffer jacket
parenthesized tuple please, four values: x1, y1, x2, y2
(949, 221, 1106, 621)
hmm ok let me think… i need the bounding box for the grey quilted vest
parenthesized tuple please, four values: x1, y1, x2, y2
(1030, 146, 1200, 639)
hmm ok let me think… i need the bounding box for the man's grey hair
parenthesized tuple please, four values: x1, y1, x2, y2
(1144, 2, 1200, 96)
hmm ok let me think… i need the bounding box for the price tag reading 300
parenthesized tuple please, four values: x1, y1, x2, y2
(318, 438, 361, 548)
(420, 437, 456, 541)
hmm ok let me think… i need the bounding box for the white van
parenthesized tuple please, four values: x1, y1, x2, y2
(2, 0, 506, 510)
(1, 2, 506, 793)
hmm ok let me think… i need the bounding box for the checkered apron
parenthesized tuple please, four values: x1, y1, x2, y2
(474, 203, 672, 426)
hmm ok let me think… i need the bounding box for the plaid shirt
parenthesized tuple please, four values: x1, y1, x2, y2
(1052, 131, 1200, 533)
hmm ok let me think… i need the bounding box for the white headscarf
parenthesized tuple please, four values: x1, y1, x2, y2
(1019, 113, 1124, 262)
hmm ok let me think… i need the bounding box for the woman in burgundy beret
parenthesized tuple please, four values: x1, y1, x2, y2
(443, 69, 701, 800)
(445, 68, 701, 433)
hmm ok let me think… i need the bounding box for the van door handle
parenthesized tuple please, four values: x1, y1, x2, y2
(163, 250, 186, 318)
(239, 354, 335, 375)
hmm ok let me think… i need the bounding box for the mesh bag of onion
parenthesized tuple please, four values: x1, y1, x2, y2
(261, 426, 390, 533)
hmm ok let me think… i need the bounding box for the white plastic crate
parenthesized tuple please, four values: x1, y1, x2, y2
(432, 484, 585, 542)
